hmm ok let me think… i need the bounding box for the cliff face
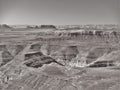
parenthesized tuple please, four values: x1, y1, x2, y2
(0, 44, 26, 68)
(40, 25, 56, 30)
(23, 43, 120, 68)
(6, 45, 25, 56)
(55, 30, 120, 41)
(0, 51, 13, 67)
(86, 47, 117, 64)
(59, 46, 79, 61)
(0, 39, 120, 69)
(0, 45, 14, 67)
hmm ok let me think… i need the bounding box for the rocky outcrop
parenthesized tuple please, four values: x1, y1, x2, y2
(0, 24, 12, 32)
(0, 24, 12, 29)
(6, 45, 25, 56)
(0, 45, 15, 67)
(55, 30, 120, 43)
(40, 25, 56, 29)
(87, 49, 120, 68)
(0, 50, 13, 66)
(30, 43, 41, 51)
(24, 51, 43, 60)
(24, 51, 64, 68)
(86, 47, 117, 64)
(56, 46, 79, 61)
(89, 61, 115, 67)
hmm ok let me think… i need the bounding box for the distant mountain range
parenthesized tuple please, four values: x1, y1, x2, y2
(0, 24, 118, 30)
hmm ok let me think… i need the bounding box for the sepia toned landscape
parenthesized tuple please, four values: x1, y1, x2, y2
(0, 24, 120, 90)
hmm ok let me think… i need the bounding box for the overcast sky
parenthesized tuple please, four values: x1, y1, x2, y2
(0, 0, 119, 25)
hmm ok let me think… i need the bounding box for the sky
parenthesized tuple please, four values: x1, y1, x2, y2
(0, 0, 119, 25)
